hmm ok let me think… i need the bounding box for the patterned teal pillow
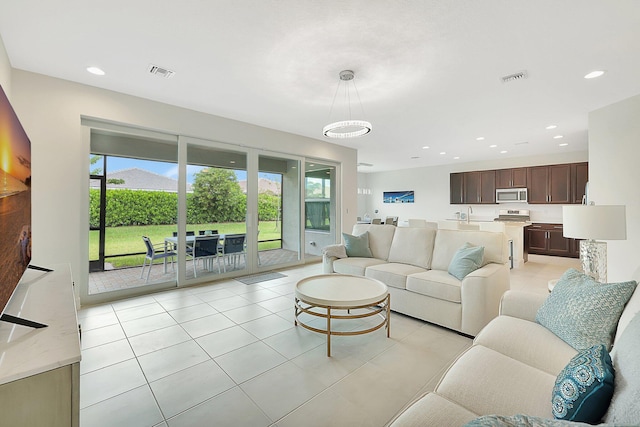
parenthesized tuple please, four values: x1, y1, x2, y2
(535, 268, 637, 350)
(448, 242, 484, 280)
(552, 344, 614, 422)
(342, 232, 373, 258)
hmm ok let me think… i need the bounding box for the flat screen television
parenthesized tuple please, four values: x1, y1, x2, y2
(0, 84, 48, 328)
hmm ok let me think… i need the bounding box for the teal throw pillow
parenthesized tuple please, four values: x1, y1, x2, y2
(552, 344, 614, 423)
(448, 242, 484, 280)
(536, 268, 637, 351)
(342, 232, 373, 258)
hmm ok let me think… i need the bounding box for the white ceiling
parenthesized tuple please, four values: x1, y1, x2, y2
(1, 1, 640, 172)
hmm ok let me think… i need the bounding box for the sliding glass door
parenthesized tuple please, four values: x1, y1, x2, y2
(256, 153, 301, 269)
(183, 139, 249, 281)
(87, 126, 179, 296)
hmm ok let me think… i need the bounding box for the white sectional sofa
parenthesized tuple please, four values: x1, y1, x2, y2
(322, 224, 510, 336)
(389, 273, 640, 427)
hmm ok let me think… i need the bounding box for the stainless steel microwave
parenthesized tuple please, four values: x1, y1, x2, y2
(496, 188, 528, 203)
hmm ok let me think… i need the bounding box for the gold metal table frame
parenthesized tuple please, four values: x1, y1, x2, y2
(294, 275, 390, 357)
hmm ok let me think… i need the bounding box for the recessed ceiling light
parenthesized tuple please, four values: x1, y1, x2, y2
(439, 152, 446, 155)
(454, 156, 460, 160)
(476, 137, 485, 141)
(500, 150, 508, 154)
(584, 70, 605, 79)
(559, 143, 569, 147)
(86, 66, 105, 76)
(545, 125, 557, 130)
(553, 135, 564, 139)
(489, 144, 497, 148)
(422, 146, 430, 149)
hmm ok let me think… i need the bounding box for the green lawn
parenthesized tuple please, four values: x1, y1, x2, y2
(90, 221, 282, 268)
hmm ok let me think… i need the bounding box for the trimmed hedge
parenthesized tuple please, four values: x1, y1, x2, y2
(90, 189, 280, 227)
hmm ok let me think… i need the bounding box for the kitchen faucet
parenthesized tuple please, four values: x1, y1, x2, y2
(467, 206, 473, 224)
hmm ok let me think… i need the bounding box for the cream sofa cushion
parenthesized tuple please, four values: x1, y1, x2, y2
(332, 257, 386, 276)
(406, 270, 462, 303)
(474, 316, 577, 376)
(365, 263, 426, 290)
(387, 227, 437, 268)
(352, 223, 396, 261)
(389, 392, 478, 426)
(431, 230, 507, 271)
(436, 345, 556, 418)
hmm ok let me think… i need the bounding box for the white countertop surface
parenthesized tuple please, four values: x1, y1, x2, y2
(0, 264, 81, 385)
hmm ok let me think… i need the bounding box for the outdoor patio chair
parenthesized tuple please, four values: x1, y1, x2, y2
(219, 233, 246, 272)
(188, 235, 221, 277)
(140, 236, 176, 283)
(198, 229, 219, 235)
(171, 231, 196, 255)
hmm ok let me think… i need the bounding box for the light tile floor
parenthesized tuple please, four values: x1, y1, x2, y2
(78, 255, 579, 427)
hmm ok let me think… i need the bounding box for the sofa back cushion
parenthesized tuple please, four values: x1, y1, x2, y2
(613, 274, 640, 346)
(387, 227, 437, 269)
(604, 312, 640, 424)
(430, 229, 508, 271)
(352, 224, 396, 261)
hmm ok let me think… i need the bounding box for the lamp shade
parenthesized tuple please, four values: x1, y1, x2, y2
(562, 205, 627, 240)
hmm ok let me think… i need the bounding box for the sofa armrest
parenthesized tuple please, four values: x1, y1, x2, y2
(322, 244, 347, 274)
(460, 263, 510, 336)
(499, 290, 548, 322)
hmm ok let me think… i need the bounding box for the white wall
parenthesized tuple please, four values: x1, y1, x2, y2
(589, 94, 640, 282)
(10, 70, 357, 300)
(0, 35, 11, 97)
(359, 151, 588, 225)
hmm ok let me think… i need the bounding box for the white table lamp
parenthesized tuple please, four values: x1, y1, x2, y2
(562, 205, 626, 283)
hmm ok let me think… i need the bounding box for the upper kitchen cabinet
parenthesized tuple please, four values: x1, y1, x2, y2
(572, 162, 589, 204)
(527, 164, 572, 204)
(496, 167, 527, 189)
(463, 170, 496, 204)
(450, 172, 464, 204)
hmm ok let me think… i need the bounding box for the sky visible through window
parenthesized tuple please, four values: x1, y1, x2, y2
(104, 156, 277, 184)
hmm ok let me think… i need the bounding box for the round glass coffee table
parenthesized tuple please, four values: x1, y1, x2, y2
(294, 274, 390, 357)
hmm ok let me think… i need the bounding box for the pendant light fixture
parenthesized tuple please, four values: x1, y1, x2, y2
(323, 70, 372, 139)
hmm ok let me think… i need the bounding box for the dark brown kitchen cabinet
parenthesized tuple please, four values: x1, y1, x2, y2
(463, 170, 496, 204)
(496, 167, 527, 188)
(527, 164, 571, 204)
(450, 172, 464, 204)
(480, 170, 496, 203)
(450, 171, 495, 204)
(451, 162, 586, 205)
(525, 223, 577, 258)
(572, 162, 589, 204)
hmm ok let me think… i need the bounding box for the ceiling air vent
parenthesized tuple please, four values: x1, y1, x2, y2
(147, 64, 175, 78)
(501, 70, 528, 84)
